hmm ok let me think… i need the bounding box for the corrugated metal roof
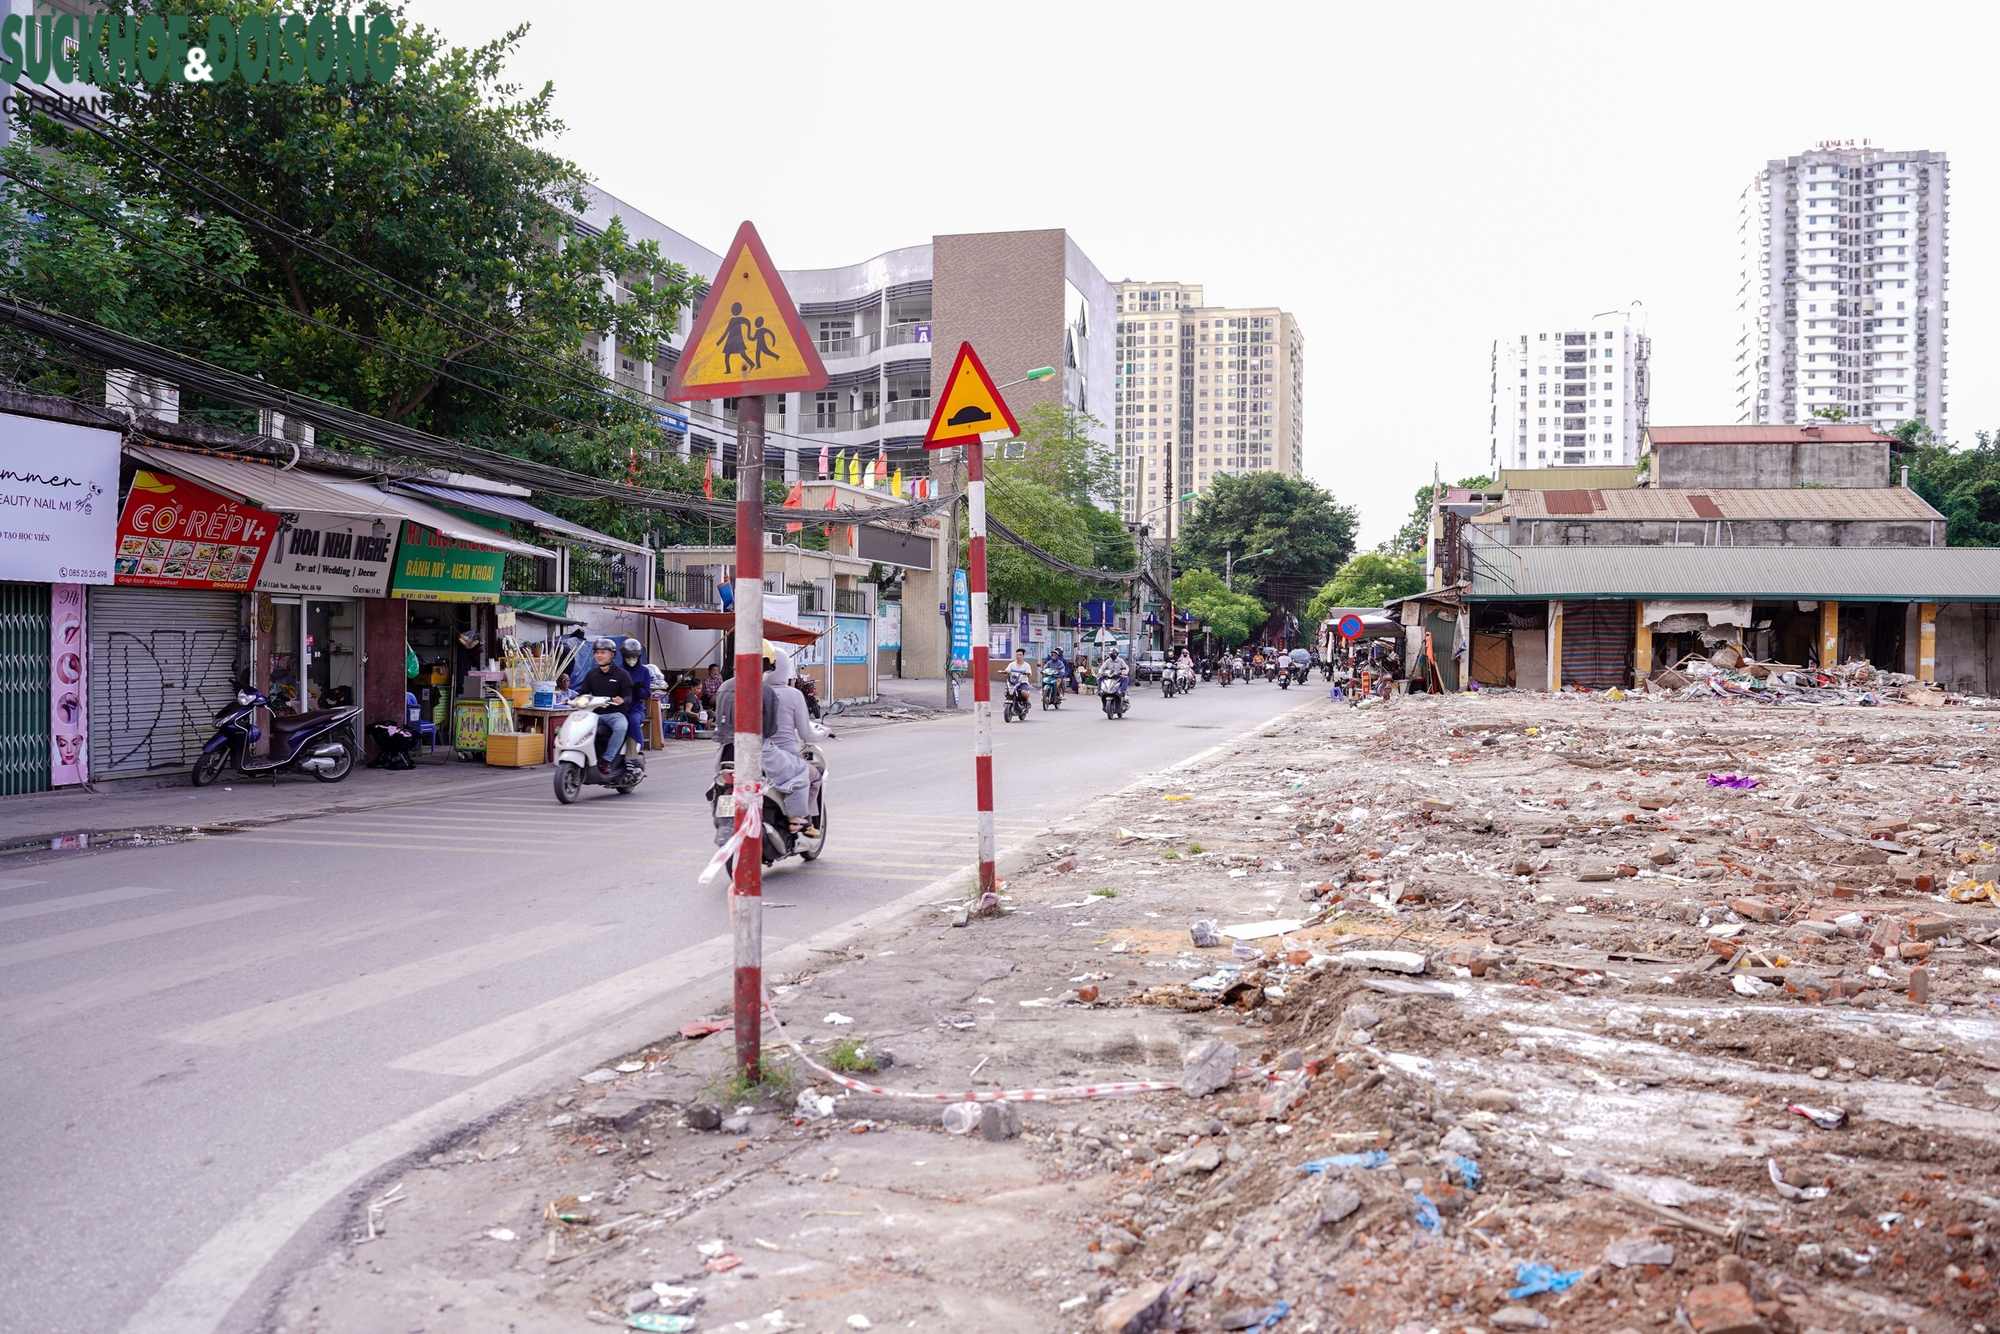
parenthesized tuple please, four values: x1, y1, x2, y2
(1497, 465, 1641, 491)
(308, 479, 554, 560)
(125, 445, 385, 518)
(395, 483, 649, 556)
(1644, 424, 1895, 446)
(1490, 486, 1941, 522)
(1468, 544, 2000, 602)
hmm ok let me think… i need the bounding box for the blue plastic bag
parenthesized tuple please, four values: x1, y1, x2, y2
(1509, 1261, 1585, 1299)
(1412, 1190, 1442, 1233)
(1296, 1149, 1389, 1174)
(1448, 1154, 1482, 1189)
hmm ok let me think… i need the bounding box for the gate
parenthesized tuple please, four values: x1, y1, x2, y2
(0, 582, 51, 796)
(88, 588, 241, 780)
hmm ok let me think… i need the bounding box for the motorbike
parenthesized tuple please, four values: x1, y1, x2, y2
(1100, 674, 1129, 718)
(1002, 680, 1032, 722)
(1161, 668, 1180, 699)
(1218, 661, 1234, 686)
(193, 685, 359, 786)
(1041, 674, 1064, 710)
(552, 694, 647, 802)
(1278, 665, 1292, 689)
(709, 740, 829, 868)
(1293, 662, 1312, 686)
(1199, 658, 1215, 682)
(797, 673, 824, 721)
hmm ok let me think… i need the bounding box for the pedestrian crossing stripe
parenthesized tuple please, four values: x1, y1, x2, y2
(664, 220, 828, 401)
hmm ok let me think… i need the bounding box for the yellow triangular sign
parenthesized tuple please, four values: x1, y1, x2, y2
(924, 342, 1022, 448)
(665, 221, 828, 401)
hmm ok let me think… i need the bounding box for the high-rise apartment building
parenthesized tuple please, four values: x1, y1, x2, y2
(1735, 143, 1949, 433)
(1488, 310, 1651, 472)
(1112, 282, 1304, 525)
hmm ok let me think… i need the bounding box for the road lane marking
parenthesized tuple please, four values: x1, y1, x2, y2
(0, 884, 176, 923)
(0, 896, 302, 968)
(0, 878, 48, 894)
(0, 908, 451, 1026)
(160, 920, 615, 1048)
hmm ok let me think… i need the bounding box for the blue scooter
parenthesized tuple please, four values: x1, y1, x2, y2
(193, 685, 361, 786)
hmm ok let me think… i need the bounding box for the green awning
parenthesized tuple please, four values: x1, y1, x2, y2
(502, 592, 570, 618)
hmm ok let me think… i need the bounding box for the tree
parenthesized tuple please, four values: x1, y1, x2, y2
(972, 406, 1133, 610)
(1173, 473, 1357, 618)
(1305, 553, 1424, 623)
(0, 2, 698, 542)
(1387, 474, 1489, 556)
(1173, 568, 1266, 647)
(1903, 423, 2000, 547)
(1811, 406, 1850, 422)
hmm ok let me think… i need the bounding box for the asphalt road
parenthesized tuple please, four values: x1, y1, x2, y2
(0, 676, 1309, 1334)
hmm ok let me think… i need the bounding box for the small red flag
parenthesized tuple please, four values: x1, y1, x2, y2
(702, 457, 714, 500)
(783, 480, 804, 533)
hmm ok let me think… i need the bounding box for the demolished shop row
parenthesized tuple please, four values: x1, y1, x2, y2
(0, 411, 650, 793)
(1394, 543, 2000, 696)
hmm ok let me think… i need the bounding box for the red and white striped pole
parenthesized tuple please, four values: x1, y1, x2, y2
(965, 436, 998, 912)
(731, 397, 766, 1078)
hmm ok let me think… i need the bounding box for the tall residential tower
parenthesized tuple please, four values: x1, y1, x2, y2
(1488, 310, 1651, 472)
(1112, 282, 1304, 525)
(1735, 143, 1949, 433)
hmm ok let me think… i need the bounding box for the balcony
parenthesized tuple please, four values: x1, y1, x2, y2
(883, 321, 933, 350)
(884, 398, 932, 423)
(804, 406, 882, 435)
(817, 331, 881, 360)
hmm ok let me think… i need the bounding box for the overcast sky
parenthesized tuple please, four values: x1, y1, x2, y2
(411, 1, 1997, 548)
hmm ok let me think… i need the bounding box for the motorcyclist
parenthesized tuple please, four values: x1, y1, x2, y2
(619, 637, 651, 761)
(1288, 645, 1312, 681)
(1099, 645, 1130, 702)
(1176, 647, 1195, 688)
(576, 638, 632, 775)
(1044, 644, 1071, 694)
(768, 646, 830, 835)
(1006, 648, 1034, 715)
(713, 641, 812, 833)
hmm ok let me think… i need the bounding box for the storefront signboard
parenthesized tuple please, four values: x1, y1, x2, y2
(52, 582, 84, 784)
(113, 468, 277, 590)
(832, 615, 870, 665)
(0, 418, 119, 585)
(257, 512, 395, 597)
(388, 521, 504, 602)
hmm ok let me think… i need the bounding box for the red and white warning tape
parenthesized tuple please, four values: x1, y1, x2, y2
(698, 780, 764, 887)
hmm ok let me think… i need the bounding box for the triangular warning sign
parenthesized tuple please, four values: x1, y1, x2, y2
(665, 221, 828, 402)
(924, 342, 1021, 449)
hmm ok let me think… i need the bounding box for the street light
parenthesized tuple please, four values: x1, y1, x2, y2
(1132, 491, 1196, 658)
(1225, 546, 1274, 592)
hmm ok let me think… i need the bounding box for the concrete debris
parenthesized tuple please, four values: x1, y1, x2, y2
(1180, 1038, 1239, 1098)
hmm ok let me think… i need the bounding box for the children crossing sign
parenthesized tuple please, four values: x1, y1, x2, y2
(665, 221, 827, 401)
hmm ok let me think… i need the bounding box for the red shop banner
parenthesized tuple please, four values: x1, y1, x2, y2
(112, 468, 279, 591)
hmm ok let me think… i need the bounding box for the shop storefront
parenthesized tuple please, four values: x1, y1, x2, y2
(0, 413, 119, 792)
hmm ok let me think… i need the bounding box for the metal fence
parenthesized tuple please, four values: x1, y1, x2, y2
(659, 567, 719, 607)
(570, 548, 646, 600)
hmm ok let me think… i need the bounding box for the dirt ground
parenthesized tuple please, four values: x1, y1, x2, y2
(269, 686, 2000, 1334)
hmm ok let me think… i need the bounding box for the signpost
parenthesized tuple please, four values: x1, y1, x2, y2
(667, 221, 827, 1081)
(924, 343, 1022, 913)
(1338, 614, 1364, 639)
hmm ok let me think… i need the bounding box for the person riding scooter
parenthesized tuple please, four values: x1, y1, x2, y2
(1098, 645, 1131, 717)
(619, 637, 651, 763)
(767, 646, 831, 835)
(713, 641, 813, 832)
(576, 638, 633, 776)
(1006, 647, 1034, 719)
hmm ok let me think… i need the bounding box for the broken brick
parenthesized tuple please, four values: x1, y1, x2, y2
(1867, 916, 1905, 955)
(1892, 868, 1934, 893)
(1709, 938, 1741, 958)
(1894, 941, 1931, 963)
(1905, 914, 1954, 941)
(1647, 842, 1678, 865)
(1729, 896, 1784, 923)
(1684, 1281, 1767, 1334)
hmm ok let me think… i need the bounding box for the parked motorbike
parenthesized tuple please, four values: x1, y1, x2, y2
(708, 740, 829, 868)
(797, 673, 824, 721)
(1042, 675, 1063, 710)
(1002, 681, 1032, 723)
(193, 685, 359, 786)
(1101, 675, 1129, 718)
(552, 694, 646, 802)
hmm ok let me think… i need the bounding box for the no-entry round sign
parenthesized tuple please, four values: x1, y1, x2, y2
(1338, 614, 1364, 639)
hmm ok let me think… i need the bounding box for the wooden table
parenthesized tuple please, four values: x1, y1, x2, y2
(512, 705, 575, 764)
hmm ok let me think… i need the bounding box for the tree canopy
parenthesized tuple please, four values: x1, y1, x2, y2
(1172, 567, 1266, 647)
(1901, 421, 2000, 547)
(973, 404, 1133, 610)
(1305, 553, 1424, 623)
(0, 1, 702, 543)
(1172, 472, 1357, 618)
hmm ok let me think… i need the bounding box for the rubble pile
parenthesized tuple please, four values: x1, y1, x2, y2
(271, 690, 2000, 1334)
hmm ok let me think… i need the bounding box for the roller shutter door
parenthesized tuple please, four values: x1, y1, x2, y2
(88, 587, 241, 780)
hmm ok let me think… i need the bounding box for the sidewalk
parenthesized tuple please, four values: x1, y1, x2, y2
(267, 692, 1994, 1334)
(0, 749, 641, 850)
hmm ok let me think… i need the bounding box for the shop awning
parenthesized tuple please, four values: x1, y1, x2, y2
(394, 482, 651, 556)
(311, 479, 555, 560)
(124, 446, 554, 560)
(125, 444, 384, 518)
(610, 605, 824, 647)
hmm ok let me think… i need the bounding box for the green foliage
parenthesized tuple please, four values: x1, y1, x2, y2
(824, 1039, 877, 1073)
(1904, 425, 2000, 547)
(1811, 406, 1850, 421)
(1173, 472, 1357, 615)
(1306, 553, 1424, 622)
(1172, 567, 1267, 646)
(1387, 475, 1489, 556)
(0, 2, 698, 534)
(973, 406, 1134, 610)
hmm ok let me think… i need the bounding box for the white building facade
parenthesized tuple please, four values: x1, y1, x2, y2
(1488, 309, 1651, 472)
(1734, 143, 1949, 433)
(1112, 282, 1304, 526)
